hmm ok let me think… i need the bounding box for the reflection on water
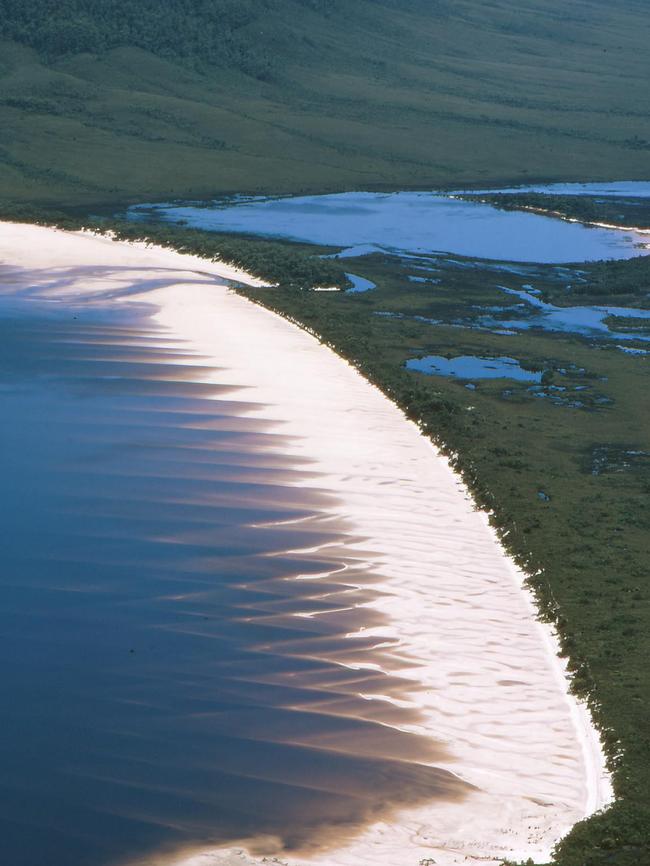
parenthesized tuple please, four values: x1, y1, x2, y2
(131, 187, 650, 263)
(406, 354, 542, 382)
(345, 272, 377, 294)
(0, 280, 468, 866)
(482, 286, 650, 341)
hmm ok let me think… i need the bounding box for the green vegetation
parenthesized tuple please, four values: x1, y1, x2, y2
(1, 0, 650, 206)
(0, 201, 347, 287)
(466, 192, 650, 230)
(0, 0, 273, 72)
(233, 244, 650, 866)
(2, 197, 650, 862)
(2, 1, 650, 863)
(103, 220, 348, 288)
(574, 256, 650, 301)
(514, 253, 650, 305)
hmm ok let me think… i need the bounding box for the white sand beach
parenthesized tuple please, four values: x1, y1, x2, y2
(0, 222, 612, 866)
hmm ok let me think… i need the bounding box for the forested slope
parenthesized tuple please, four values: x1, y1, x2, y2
(0, 0, 649, 206)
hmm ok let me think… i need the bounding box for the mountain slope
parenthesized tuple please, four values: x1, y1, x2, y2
(0, 0, 649, 206)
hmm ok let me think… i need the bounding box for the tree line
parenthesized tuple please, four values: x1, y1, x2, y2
(0, 0, 340, 77)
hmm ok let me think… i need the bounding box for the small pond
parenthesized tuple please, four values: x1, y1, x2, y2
(346, 272, 377, 293)
(406, 354, 543, 382)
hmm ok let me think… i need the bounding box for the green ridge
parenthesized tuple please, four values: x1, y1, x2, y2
(1, 0, 650, 206)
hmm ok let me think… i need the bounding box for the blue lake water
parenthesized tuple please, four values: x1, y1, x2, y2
(406, 355, 543, 382)
(131, 185, 650, 264)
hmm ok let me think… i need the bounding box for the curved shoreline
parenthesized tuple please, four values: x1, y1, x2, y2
(145, 276, 613, 866)
(0, 222, 612, 866)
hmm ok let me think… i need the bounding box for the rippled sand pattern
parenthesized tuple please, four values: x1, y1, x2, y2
(0, 254, 467, 866)
(0, 224, 610, 866)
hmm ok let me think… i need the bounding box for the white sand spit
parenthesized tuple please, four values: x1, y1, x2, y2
(0, 222, 613, 866)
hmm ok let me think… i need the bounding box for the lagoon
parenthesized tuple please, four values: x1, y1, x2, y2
(131, 184, 650, 264)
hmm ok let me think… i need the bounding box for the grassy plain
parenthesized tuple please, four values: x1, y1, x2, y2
(1, 0, 650, 207)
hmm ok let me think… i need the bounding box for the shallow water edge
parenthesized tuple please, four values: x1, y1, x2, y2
(0, 222, 614, 866)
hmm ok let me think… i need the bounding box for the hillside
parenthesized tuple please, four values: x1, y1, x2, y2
(0, 0, 649, 207)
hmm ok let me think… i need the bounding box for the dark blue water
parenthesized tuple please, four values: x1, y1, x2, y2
(0, 283, 467, 866)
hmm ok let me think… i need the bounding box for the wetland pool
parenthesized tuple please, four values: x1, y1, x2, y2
(405, 354, 543, 382)
(130, 183, 650, 264)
